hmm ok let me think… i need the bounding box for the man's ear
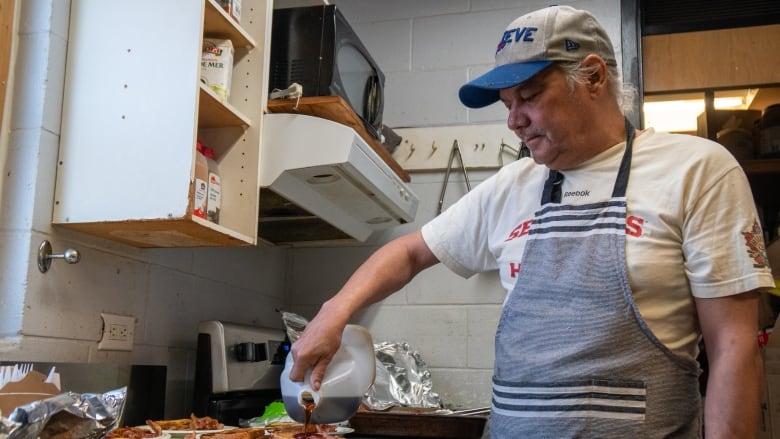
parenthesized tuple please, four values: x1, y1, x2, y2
(581, 54, 608, 92)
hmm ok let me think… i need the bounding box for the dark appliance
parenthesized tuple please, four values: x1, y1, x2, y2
(269, 5, 385, 140)
(193, 321, 290, 426)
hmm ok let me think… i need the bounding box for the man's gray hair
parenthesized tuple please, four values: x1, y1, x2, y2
(558, 61, 637, 115)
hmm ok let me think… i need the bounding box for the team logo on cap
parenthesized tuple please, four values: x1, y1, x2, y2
(496, 27, 538, 55)
(564, 39, 580, 51)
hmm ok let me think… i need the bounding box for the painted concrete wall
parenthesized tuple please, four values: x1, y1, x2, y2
(0, 0, 622, 417)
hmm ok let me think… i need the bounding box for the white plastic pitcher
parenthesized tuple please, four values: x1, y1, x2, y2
(280, 324, 375, 424)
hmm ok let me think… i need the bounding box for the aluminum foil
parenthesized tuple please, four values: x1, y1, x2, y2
(279, 311, 441, 410)
(363, 341, 441, 410)
(279, 310, 307, 343)
(0, 387, 126, 439)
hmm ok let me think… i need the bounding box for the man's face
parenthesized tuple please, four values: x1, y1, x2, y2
(498, 65, 593, 170)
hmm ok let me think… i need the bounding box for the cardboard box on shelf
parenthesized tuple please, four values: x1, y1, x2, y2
(697, 109, 761, 141)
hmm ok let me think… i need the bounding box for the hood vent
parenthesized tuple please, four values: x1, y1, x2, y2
(259, 114, 418, 245)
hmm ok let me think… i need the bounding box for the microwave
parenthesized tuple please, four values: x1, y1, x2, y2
(269, 5, 385, 140)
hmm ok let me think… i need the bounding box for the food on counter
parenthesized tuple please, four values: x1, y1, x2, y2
(150, 413, 223, 431)
(196, 427, 266, 439)
(266, 421, 336, 437)
(197, 426, 337, 439)
(106, 420, 163, 439)
(195, 424, 340, 439)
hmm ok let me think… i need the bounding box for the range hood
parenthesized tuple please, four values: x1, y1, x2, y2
(259, 113, 419, 244)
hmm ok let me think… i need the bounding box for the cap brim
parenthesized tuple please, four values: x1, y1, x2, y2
(458, 61, 553, 108)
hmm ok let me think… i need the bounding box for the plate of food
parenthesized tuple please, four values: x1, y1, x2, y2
(143, 415, 236, 438)
(163, 427, 236, 438)
(260, 422, 352, 438)
(106, 425, 171, 439)
(198, 427, 267, 439)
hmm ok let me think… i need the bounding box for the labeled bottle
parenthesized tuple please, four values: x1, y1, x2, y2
(203, 146, 221, 224)
(193, 141, 209, 219)
(280, 325, 376, 424)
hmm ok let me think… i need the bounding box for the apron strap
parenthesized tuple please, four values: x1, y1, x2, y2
(541, 170, 564, 204)
(541, 117, 636, 204)
(611, 117, 636, 198)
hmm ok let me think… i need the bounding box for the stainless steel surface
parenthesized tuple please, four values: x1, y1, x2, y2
(197, 321, 286, 393)
(194, 321, 288, 426)
(445, 407, 491, 416)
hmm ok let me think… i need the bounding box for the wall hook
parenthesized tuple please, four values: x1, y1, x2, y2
(407, 143, 416, 159)
(37, 240, 81, 273)
(498, 139, 521, 166)
(428, 141, 438, 158)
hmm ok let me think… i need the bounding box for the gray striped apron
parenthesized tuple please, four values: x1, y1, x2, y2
(491, 120, 702, 438)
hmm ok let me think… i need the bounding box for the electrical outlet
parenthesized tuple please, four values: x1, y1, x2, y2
(98, 313, 135, 351)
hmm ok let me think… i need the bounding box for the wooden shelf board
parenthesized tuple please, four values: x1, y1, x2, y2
(742, 158, 780, 175)
(204, 0, 256, 48)
(198, 84, 251, 127)
(56, 218, 253, 248)
(267, 96, 411, 182)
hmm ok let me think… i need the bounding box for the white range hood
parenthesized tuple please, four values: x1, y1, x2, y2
(259, 113, 419, 244)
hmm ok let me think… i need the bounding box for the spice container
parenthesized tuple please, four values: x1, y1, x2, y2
(216, 0, 241, 22)
(194, 141, 221, 224)
(204, 147, 221, 224)
(193, 141, 209, 219)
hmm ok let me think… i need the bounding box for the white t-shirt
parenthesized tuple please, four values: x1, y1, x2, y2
(422, 128, 775, 358)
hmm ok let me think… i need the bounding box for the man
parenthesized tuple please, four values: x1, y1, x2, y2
(289, 5, 774, 437)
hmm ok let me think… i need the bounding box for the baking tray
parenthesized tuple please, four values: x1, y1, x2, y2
(348, 410, 488, 438)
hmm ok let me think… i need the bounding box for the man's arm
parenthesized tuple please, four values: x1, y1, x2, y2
(288, 229, 439, 389)
(695, 291, 763, 438)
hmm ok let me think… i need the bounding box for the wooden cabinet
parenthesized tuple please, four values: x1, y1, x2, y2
(54, 0, 272, 247)
(642, 24, 780, 93)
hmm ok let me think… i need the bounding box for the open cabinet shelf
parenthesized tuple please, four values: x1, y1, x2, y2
(54, 0, 272, 248)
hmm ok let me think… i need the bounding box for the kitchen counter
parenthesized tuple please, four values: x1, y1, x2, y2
(347, 410, 489, 439)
